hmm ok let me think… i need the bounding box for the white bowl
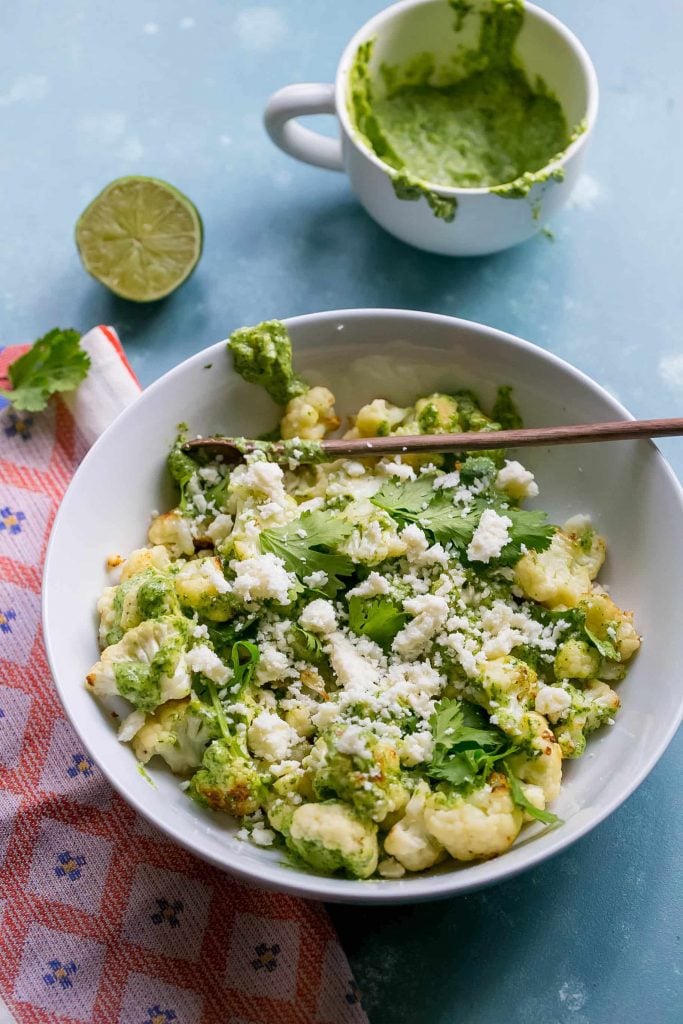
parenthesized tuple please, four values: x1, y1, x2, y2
(43, 309, 683, 904)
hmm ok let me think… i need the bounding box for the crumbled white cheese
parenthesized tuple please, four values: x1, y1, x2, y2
(248, 711, 299, 761)
(186, 644, 230, 685)
(495, 460, 539, 500)
(255, 642, 292, 684)
(302, 569, 329, 589)
(299, 598, 337, 635)
(336, 724, 372, 759)
(191, 622, 211, 640)
(535, 685, 572, 722)
(344, 461, 366, 478)
(243, 460, 288, 504)
(433, 471, 460, 490)
(230, 552, 294, 604)
(198, 466, 221, 485)
(399, 731, 434, 766)
(400, 523, 449, 567)
(347, 572, 390, 598)
(251, 823, 276, 847)
(377, 458, 416, 481)
(393, 595, 449, 660)
(311, 702, 341, 729)
(206, 513, 234, 544)
(466, 509, 513, 563)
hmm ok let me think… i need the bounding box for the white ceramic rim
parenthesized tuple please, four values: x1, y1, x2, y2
(43, 309, 683, 904)
(334, 0, 600, 197)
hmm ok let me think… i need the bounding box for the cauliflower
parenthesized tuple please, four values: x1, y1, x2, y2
(563, 518, 606, 578)
(384, 782, 445, 872)
(189, 737, 264, 816)
(132, 697, 221, 773)
(554, 638, 601, 680)
(98, 568, 179, 648)
(423, 773, 524, 862)
(120, 545, 172, 581)
(514, 530, 595, 609)
(552, 681, 620, 758)
(174, 556, 236, 621)
(340, 499, 407, 565)
(473, 656, 548, 749)
(507, 736, 563, 804)
(414, 393, 460, 434)
(247, 711, 301, 762)
(307, 729, 408, 824)
(285, 800, 379, 879)
(86, 616, 190, 711)
(280, 386, 339, 440)
(580, 591, 641, 662)
(148, 510, 195, 557)
(345, 398, 409, 438)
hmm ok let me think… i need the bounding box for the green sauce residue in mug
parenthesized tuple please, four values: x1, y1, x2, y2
(348, 0, 581, 221)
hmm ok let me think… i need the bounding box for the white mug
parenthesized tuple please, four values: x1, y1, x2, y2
(265, 0, 598, 257)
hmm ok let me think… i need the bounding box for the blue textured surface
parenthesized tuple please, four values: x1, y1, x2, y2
(1, 1, 681, 1021)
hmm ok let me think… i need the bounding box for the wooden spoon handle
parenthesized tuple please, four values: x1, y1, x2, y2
(316, 417, 683, 459)
(183, 417, 683, 461)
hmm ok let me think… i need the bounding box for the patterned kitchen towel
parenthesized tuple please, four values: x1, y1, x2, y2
(0, 327, 368, 1024)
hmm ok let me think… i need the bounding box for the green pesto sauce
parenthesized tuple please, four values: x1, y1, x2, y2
(349, 0, 573, 214)
(229, 320, 309, 406)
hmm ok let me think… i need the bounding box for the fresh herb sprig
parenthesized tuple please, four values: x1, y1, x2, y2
(0, 328, 90, 412)
(371, 475, 555, 562)
(261, 510, 354, 596)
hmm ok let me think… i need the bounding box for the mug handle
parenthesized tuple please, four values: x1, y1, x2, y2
(264, 83, 344, 171)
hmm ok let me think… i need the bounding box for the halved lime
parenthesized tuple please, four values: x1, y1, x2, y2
(75, 176, 203, 302)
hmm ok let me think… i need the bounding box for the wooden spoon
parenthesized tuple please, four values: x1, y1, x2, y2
(182, 417, 683, 465)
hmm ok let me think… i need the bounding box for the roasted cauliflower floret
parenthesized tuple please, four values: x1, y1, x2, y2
(346, 398, 410, 438)
(86, 616, 190, 711)
(580, 591, 641, 662)
(285, 800, 379, 879)
(514, 530, 593, 609)
(414, 393, 460, 434)
(174, 556, 235, 621)
(563, 520, 606, 578)
(340, 499, 407, 565)
(384, 782, 445, 872)
(132, 697, 221, 773)
(423, 773, 524, 862)
(148, 510, 195, 557)
(280, 386, 339, 440)
(554, 638, 600, 680)
(507, 734, 563, 804)
(120, 545, 172, 581)
(189, 737, 264, 816)
(98, 568, 179, 648)
(473, 656, 549, 750)
(552, 681, 620, 758)
(307, 729, 409, 824)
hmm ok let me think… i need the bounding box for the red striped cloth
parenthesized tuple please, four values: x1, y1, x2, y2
(0, 327, 367, 1024)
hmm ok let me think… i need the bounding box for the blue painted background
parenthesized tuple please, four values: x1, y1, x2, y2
(1, 1, 681, 1021)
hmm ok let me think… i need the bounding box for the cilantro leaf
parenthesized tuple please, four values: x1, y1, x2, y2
(505, 764, 562, 826)
(371, 476, 436, 517)
(584, 627, 619, 661)
(348, 596, 408, 650)
(497, 508, 556, 565)
(419, 493, 479, 549)
(260, 510, 354, 596)
(289, 624, 327, 666)
(491, 385, 524, 430)
(0, 328, 90, 412)
(426, 699, 517, 788)
(231, 639, 260, 689)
